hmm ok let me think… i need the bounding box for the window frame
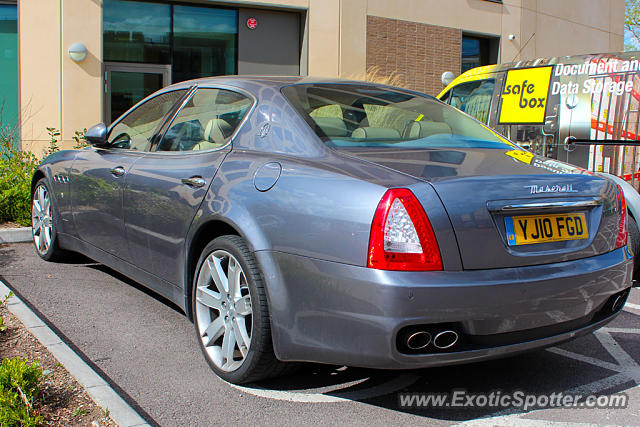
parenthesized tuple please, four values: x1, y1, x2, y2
(148, 84, 257, 155)
(105, 86, 193, 152)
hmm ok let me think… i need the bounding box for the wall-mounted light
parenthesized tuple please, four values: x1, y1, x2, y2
(68, 43, 88, 62)
(508, 34, 516, 41)
(441, 71, 455, 87)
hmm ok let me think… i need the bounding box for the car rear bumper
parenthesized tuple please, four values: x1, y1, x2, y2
(256, 247, 633, 369)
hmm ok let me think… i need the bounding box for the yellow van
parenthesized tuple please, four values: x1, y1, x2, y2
(437, 52, 640, 184)
(438, 53, 640, 283)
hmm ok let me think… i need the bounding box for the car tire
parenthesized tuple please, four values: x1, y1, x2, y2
(192, 235, 291, 384)
(31, 178, 71, 262)
(628, 216, 640, 282)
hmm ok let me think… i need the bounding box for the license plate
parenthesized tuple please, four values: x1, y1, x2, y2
(504, 212, 588, 246)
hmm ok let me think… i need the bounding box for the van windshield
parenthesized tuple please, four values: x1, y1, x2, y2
(281, 83, 512, 150)
(448, 79, 495, 124)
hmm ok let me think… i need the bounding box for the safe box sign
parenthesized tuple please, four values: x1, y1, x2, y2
(499, 66, 553, 125)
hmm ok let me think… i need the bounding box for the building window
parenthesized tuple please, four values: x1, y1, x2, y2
(103, 0, 238, 82)
(172, 5, 238, 83)
(461, 35, 499, 74)
(0, 1, 18, 140)
(103, 0, 238, 123)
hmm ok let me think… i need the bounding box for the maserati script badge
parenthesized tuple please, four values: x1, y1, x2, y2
(525, 184, 578, 194)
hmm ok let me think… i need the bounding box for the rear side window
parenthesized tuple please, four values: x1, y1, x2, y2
(282, 83, 511, 150)
(155, 88, 252, 152)
(448, 79, 495, 124)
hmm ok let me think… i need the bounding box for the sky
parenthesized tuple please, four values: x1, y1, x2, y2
(627, 0, 640, 50)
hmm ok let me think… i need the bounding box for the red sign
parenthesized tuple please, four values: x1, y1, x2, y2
(247, 17, 258, 30)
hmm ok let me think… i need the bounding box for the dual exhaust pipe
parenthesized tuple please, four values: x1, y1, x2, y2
(405, 329, 459, 351)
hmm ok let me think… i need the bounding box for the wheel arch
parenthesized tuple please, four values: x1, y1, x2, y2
(184, 218, 246, 321)
(31, 169, 46, 197)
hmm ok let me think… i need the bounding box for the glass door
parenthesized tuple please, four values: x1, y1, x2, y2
(104, 62, 171, 125)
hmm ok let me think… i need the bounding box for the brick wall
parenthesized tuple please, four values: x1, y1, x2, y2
(366, 15, 461, 96)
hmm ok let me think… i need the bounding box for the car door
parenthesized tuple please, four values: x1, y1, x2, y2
(123, 87, 254, 285)
(70, 89, 189, 258)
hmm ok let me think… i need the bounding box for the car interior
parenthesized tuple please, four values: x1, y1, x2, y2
(155, 89, 252, 152)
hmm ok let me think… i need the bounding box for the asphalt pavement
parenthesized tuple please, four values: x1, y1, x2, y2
(1, 242, 639, 426)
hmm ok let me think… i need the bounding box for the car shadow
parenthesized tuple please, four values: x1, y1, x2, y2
(240, 308, 639, 422)
(79, 256, 638, 422)
(86, 263, 184, 315)
(57, 252, 95, 264)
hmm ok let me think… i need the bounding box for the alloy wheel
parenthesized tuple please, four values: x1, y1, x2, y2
(32, 184, 52, 255)
(195, 250, 253, 372)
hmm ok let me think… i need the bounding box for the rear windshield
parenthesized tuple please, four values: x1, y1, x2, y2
(281, 83, 512, 149)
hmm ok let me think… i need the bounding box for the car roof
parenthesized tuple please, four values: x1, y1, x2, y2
(164, 75, 406, 92)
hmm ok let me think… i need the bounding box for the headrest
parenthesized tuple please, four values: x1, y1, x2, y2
(351, 127, 401, 139)
(204, 118, 233, 144)
(312, 117, 348, 137)
(403, 121, 452, 139)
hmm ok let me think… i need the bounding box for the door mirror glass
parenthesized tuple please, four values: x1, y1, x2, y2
(85, 123, 107, 146)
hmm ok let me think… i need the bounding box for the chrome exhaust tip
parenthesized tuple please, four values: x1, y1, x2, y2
(406, 331, 432, 350)
(433, 330, 458, 349)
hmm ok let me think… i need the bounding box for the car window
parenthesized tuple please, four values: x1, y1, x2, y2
(108, 90, 188, 150)
(155, 88, 252, 152)
(449, 79, 495, 124)
(282, 83, 511, 150)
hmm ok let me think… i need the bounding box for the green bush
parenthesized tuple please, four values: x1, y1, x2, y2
(0, 357, 43, 427)
(0, 129, 40, 226)
(0, 134, 40, 226)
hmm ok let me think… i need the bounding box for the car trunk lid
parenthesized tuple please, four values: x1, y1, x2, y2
(339, 147, 621, 269)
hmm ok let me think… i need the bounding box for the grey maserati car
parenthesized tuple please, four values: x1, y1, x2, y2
(31, 77, 633, 384)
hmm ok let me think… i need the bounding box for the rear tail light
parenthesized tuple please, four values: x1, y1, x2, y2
(616, 184, 628, 249)
(368, 188, 442, 271)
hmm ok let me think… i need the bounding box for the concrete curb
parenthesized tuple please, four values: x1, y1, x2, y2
(0, 227, 31, 244)
(0, 279, 150, 427)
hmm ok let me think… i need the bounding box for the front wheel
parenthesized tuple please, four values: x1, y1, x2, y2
(192, 235, 290, 384)
(31, 179, 68, 262)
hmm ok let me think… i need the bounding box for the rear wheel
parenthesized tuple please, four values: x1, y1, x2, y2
(192, 235, 291, 384)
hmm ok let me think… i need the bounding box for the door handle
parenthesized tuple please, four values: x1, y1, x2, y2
(110, 166, 126, 177)
(181, 176, 206, 188)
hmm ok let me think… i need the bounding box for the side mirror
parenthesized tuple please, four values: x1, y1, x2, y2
(542, 116, 558, 135)
(85, 123, 107, 146)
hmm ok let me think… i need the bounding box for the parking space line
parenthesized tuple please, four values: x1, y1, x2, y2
(226, 373, 420, 403)
(546, 347, 622, 372)
(594, 331, 639, 369)
(563, 372, 633, 395)
(602, 327, 640, 334)
(456, 417, 601, 426)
